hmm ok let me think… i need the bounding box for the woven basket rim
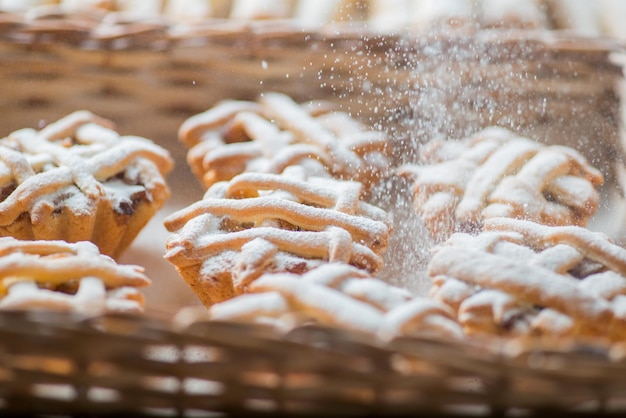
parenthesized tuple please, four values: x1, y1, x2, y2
(0, 6, 622, 54)
(2, 309, 623, 367)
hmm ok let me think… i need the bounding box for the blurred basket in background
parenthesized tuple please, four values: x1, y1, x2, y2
(0, 10, 623, 177)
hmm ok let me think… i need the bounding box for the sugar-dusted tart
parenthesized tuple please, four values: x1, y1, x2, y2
(0, 111, 174, 258)
(397, 127, 603, 243)
(428, 217, 626, 341)
(204, 263, 463, 340)
(178, 92, 391, 193)
(0, 236, 150, 315)
(164, 166, 391, 307)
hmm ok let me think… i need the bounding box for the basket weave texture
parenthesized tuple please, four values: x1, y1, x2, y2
(2, 311, 626, 417)
(0, 10, 622, 170)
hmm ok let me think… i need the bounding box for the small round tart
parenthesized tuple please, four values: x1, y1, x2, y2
(178, 92, 391, 192)
(199, 263, 463, 341)
(428, 217, 626, 342)
(397, 127, 603, 243)
(0, 111, 174, 258)
(0, 236, 150, 315)
(163, 167, 392, 307)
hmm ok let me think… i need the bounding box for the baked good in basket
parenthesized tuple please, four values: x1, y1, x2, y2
(177, 92, 391, 192)
(0, 236, 150, 314)
(397, 127, 604, 243)
(163, 167, 392, 307)
(428, 217, 626, 342)
(0, 111, 173, 258)
(180, 263, 463, 341)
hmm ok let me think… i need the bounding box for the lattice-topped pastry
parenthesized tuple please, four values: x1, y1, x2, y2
(428, 217, 626, 341)
(204, 263, 463, 340)
(0, 111, 173, 258)
(178, 92, 390, 192)
(397, 127, 604, 243)
(0, 236, 150, 315)
(163, 167, 391, 307)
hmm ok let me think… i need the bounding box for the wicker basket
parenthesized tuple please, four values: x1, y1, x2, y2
(0, 11, 622, 170)
(2, 311, 626, 417)
(2, 7, 626, 417)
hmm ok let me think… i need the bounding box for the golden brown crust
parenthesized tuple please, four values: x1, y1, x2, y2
(205, 263, 462, 340)
(178, 92, 391, 191)
(164, 168, 392, 307)
(0, 236, 149, 314)
(0, 111, 174, 258)
(398, 127, 603, 242)
(428, 217, 626, 340)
